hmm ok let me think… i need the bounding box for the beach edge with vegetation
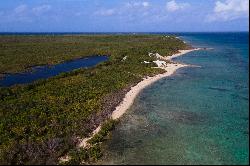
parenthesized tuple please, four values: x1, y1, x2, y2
(0, 35, 195, 164)
(60, 48, 201, 164)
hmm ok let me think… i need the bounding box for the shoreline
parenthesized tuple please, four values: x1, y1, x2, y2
(111, 48, 200, 120)
(163, 48, 201, 61)
(111, 63, 187, 120)
(59, 48, 200, 163)
(76, 48, 199, 150)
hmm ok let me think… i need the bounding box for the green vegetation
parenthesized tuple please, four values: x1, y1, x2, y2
(61, 119, 118, 165)
(0, 35, 188, 74)
(0, 35, 189, 164)
(63, 145, 102, 165)
(88, 119, 118, 145)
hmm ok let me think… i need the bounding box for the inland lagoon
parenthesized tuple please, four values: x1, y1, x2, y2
(99, 32, 249, 165)
(0, 56, 108, 87)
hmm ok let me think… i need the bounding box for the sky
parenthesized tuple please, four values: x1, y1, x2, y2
(0, 0, 249, 32)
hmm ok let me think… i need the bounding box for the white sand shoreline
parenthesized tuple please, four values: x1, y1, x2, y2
(111, 48, 200, 119)
(111, 63, 187, 119)
(163, 48, 201, 61)
(79, 48, 199, 147)
(59, 48, 200, 162)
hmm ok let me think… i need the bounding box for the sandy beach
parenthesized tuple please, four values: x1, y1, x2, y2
(111, 63, 187, 119)
(163, 48, 201, 61)
(111, 48, 199, 119)
(76, 48, 199, 150)
(59, 48, 200, 163)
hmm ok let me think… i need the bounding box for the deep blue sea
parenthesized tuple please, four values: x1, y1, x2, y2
(99, 32, 249, 165)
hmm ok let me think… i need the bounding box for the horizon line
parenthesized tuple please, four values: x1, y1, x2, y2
(0, 30, 249, 33)
(0, 31, 249, 34)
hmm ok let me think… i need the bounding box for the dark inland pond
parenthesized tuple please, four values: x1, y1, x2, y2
(0, 56, 108, 87)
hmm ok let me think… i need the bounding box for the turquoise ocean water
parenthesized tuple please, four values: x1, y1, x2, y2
(99, 32, 249, 165)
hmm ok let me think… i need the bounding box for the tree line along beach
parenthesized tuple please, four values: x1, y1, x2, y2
(0, 34, 195, 164)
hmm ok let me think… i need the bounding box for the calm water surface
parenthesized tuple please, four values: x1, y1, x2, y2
(0, 56, 108, 87)
(99, 33, 249, 165)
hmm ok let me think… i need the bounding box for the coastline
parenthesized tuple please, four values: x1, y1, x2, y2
(111, 48, 200, 120)
(2, 32, 247, 165)
(76, 48, 199, 150)
(111, 63, 187, 120)
(163, 48, 201, 61)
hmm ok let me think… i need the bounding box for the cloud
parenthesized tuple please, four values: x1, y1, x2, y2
(125, 1, 150, 8)
(142, 2, 149, 7)
(207, 0, 249, 22)
(94, 9, 116, 16)
(9, 4, 32, 22)
(166, 0, 190, 12)
(0, 4, 52, 23)
(32, 5, 51, 15)
(14, 4, 28, 15)
(94, 1, 150, 17)
(92, 1, 171, 25)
